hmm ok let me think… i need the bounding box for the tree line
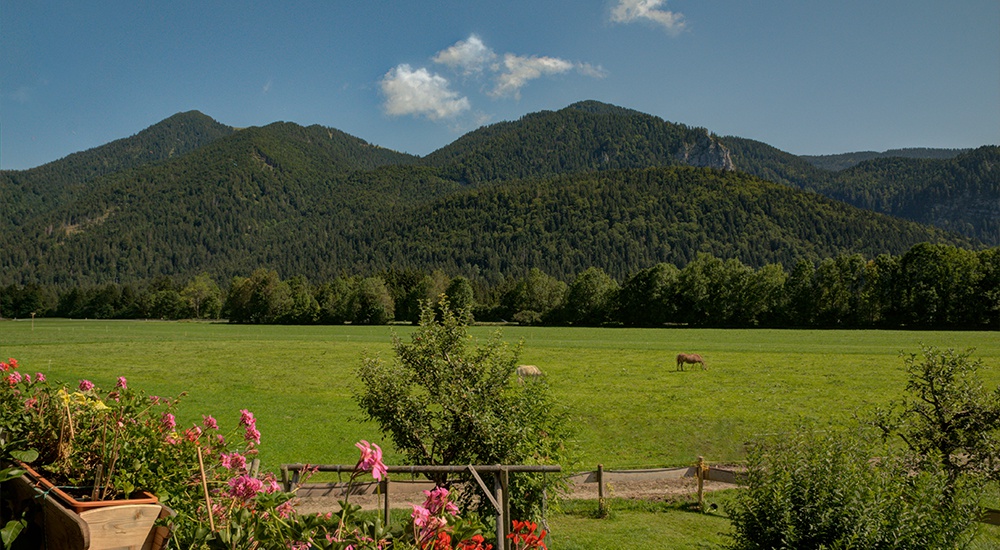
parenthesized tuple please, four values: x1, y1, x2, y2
(2, 242, 997, 329)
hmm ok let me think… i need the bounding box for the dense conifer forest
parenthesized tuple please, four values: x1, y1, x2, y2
(2, 101, 996, 328)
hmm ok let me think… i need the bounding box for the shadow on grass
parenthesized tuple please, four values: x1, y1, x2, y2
(554, 490, 739, 521)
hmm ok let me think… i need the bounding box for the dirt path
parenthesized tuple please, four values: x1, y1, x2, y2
(291, 468, 739, 516)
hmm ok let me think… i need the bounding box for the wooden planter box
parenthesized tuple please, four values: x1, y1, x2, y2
(4, 463, 170, 550)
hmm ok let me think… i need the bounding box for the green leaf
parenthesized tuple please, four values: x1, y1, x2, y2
(9, 449, 38, 463)
(1, 518, 26, 546)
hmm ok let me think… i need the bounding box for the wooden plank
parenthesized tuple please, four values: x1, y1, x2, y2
(42, 494, 89, 550)
(981, 509, 1000, 526)
(79, 504, 161, 550)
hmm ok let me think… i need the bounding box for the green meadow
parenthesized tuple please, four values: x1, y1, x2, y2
(3, 319, 1000, 548)
(1, 319, 997, 471)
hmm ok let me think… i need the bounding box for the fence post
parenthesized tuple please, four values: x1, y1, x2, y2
(494, 469, 505, 549)
(597, 464, 606, 517)
(696, 456, 706, 510)
(501, 466, 510, 550)
(381, 477, 389, 524)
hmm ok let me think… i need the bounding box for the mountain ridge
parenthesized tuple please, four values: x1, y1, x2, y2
(1, 100, 992, 287)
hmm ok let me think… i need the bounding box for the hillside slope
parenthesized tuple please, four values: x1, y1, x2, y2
(0, 111, 234, 223)
(0, 103, 990, 286)
(422, 100, 734, 183)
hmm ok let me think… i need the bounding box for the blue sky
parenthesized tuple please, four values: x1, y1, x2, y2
(2, 1, 998, 170)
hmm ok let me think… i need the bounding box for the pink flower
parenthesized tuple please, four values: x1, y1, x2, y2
(161, 412, 176, 430)
(34, 372, 45, 383)
(411, 504, 431, 528)
(227, 474, 264, 500)
(24, 397, 38, 410)
(240, 409, 256, 427)
(116, 376, 127, 389)
(185, 425, 202, 442)
(276, 501, 295, 519)
(423, 486, 458, 516)
(165, 433, 182, 445)
(263, 476, 281, 494)
(220, 452, 247, 471)
(355, 440, 388, 481)
(6, 372, 23, 386)
(78, 379, 95, 391)
(244, 425, 261, 445)
(202, 415, 218, 430)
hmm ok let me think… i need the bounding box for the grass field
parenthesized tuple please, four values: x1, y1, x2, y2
(3, 319, 996, 470)
(2, 319, 999, 548)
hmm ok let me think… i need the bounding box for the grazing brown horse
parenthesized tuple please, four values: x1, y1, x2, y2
(676, 353, 706, 371)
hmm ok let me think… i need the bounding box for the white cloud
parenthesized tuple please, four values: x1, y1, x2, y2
(432, 35, 496, 75)
(611, 0, 686, 35)
(576, 62, 608, 79)
(380, 64, 471, 120)
(492, 54, 575, 98)
(491, 54, 605, 99)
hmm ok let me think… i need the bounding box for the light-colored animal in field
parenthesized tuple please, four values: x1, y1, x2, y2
(676, 353, 706, 371)
(516, 365, 544, 380)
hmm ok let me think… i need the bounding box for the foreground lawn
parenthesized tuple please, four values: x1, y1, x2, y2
(1, 319, 997, 470)
(546, 497, 735, 550)
(3, 320, 1000, 547)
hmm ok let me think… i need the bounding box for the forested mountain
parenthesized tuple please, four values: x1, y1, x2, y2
(368, 166, 971, 281)
(422, 100, 734, 183)
(801, 148, 970, 171)
(1, 122, 440, 286)
(418, 102, 997, 245)
(813, 147, 1000, 245)
(0, 111, 234, 225)
(0, 101, 991, 288)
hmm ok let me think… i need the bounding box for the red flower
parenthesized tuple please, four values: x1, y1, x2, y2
(430, 531, 452, 550)
(508, 520, 547, 550)
(456, 534, 493, 550)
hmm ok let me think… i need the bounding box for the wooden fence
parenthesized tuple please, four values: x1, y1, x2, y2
(281, 463, 560, 549)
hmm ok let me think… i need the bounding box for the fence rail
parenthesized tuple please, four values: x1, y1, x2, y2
(281, 463, 561, 550)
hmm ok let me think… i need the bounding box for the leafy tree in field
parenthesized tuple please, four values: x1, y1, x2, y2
(315, 277, 354, 324)
(180, 272, 222, 319)
(731, 347, 1000, 549)
(350, 276, 394, 325)
(617, 263, 680, 326)
(499, 268, 567, 325)
(784, 259, 817, 326)
(355, 299, 568, 520)
(444, 276, 475, 320)
(559, 267, 619, 326)
(896, 243, 982, 327)
(874, 347, 1000, 497)
(281, 276, 320, 324)
(977, 247, 1000, 328)
(223, 268, 291, 323)
(739, 263, 786, 326)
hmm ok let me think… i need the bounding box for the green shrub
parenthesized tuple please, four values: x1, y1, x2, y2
(727, 427, 980, 550)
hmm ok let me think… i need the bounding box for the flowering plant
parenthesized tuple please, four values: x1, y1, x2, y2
(2, 358, 550, 550)
(0, 357, 193, 500)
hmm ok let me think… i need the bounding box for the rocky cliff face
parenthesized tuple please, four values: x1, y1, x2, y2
(675, 130, 735, 171)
